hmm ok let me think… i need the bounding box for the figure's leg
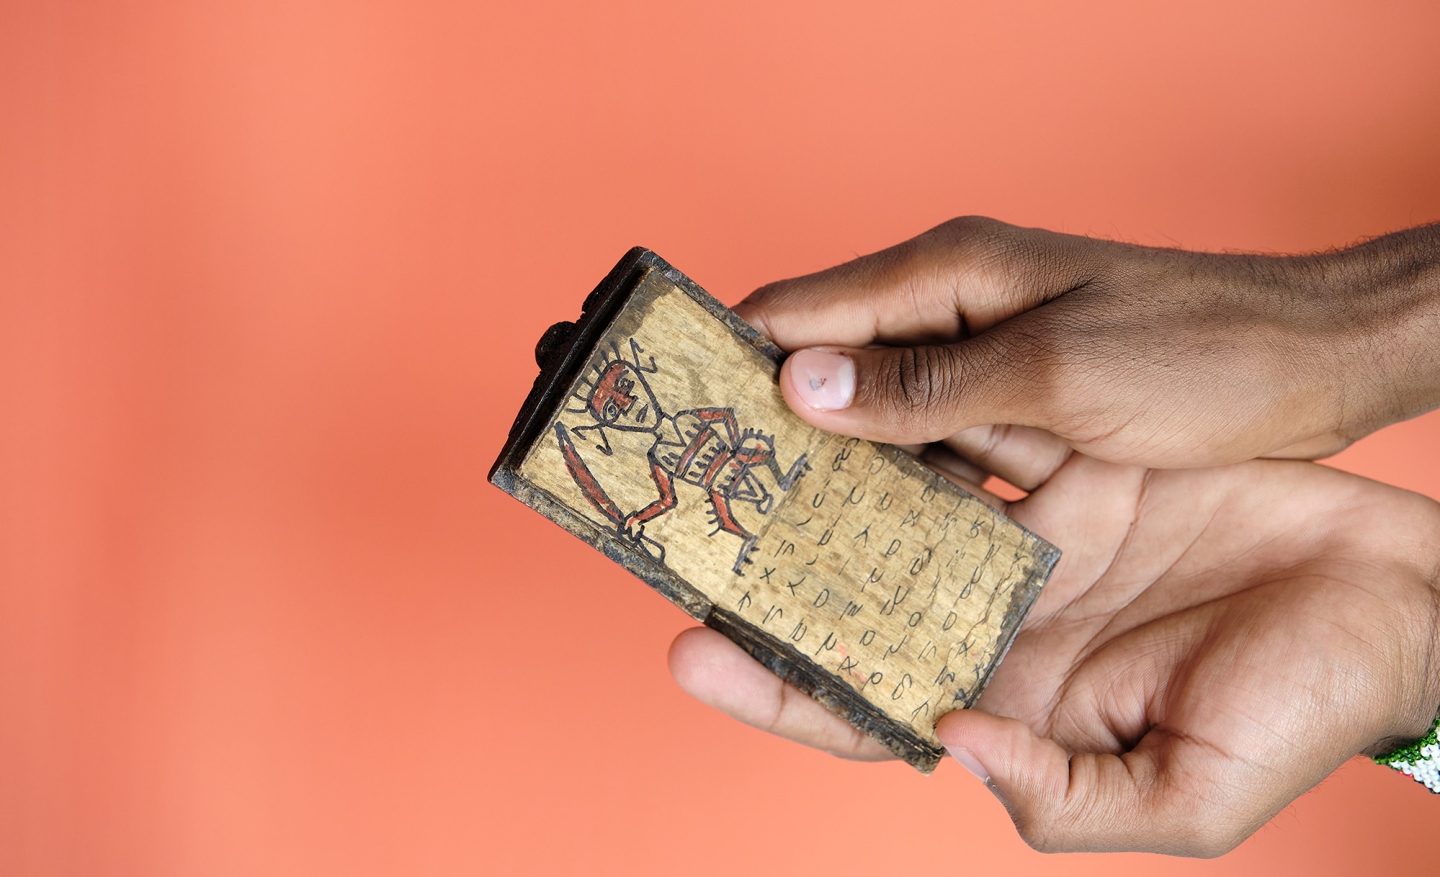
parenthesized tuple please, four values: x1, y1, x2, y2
(731, 430, 808, 491)
(707, 488, 758, 575)
(623, 457, 677, 536)
(730, 534, 759, 576)
(765, 452, 810, 490)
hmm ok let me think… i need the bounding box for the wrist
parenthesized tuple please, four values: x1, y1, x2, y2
(1367, 456, 1440, 794)
(1373, 712, 1439, 793)
(1321, 224, 1440, 442)
(1365, 573, 1440, 756)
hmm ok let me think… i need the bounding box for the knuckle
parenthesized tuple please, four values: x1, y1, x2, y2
(897, 216, 1013, 277)
(930, 215, 1009, 246)
(932, 217, 1063, 298)
(882, 345, 959, 420)
(1014, 817, 1065, 854)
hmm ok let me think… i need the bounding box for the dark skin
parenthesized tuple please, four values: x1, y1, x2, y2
(744, 217, 1440, 468)
(666, 219, 1440, 856)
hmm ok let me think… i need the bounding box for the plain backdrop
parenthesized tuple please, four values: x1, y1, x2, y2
(3, 1, 1438, 874)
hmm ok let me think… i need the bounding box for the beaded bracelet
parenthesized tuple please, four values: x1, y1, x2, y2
(1374, 713, 1440, 793)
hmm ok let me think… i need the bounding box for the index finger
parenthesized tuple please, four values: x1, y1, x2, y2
(733, 216, 1107, 351)
(668, 627, 894, 761)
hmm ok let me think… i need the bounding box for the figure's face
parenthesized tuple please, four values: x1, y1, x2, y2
(587, 361, 659, 431)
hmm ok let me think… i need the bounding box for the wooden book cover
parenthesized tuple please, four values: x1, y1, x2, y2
(491, 248, 1060, 772)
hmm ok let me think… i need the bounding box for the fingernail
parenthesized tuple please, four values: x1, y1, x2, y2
(948, 747, 990, 783)
(790, 349, 855, 411)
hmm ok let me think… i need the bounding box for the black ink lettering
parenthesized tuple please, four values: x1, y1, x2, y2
(794, 514, 813, 527)
(952, 688, 969, 705)
(864, 671, 884, 691)
(890, 674, 912, 700)
(859, 629, 876, 646)
(815, 631, 838, 656)
(760, 566, 776, 583)
(918, 641, 937, 662)
(901, 509, 920, 527)
(805, 553, 819, 566)
(908, 548, 931, 576)
(790, 621, 807, 642)
(764, 605, 783, 625)
(907, 611, 923, 628)
(884, 633, 909, 659)
(934, 665, 956, 686)
(868, 454, 886, 474)
(942, 611, 957, 631)
(737, 591, 752, 612)
(785, 576, 804, 596)
(962, 543, 998, 600)
(880, 584, 910, 615)
(838, 656, 860, 674)
(842, 600, 862, 618)
(921, 484, 936, 503)
(818, 528, 834, 546)
(884, 539, 902, 558)
(812, 588, 829, 608)
(910, 699, 931, 720)
(845, 486, 866, 505)
(852, 525, 870, 546)
(876, 491, 893, 510)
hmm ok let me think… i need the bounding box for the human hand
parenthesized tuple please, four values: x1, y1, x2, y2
(735, 217, 1440, 468)
(669, 448, 1440, 855)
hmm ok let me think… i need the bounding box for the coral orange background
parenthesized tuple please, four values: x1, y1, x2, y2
(3, 1, 1438, 874)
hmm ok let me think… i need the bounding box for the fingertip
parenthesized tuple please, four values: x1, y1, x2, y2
(666, 627, 787, 729)
(666, 627, 737, 699)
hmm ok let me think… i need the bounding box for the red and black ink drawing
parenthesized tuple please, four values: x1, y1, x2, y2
(554, 339, 810, 575)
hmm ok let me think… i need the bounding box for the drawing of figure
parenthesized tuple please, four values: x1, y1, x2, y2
(554, 339, 809, 575)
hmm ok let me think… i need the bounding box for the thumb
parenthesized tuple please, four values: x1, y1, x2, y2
(778, 336, 1059, 445)
(935, 711, 1260, 857)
